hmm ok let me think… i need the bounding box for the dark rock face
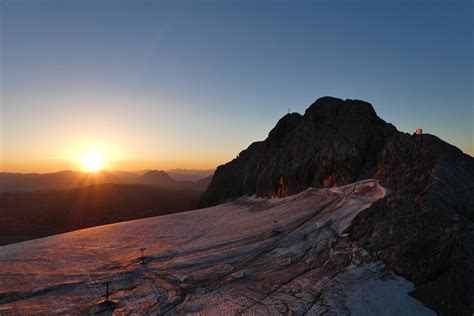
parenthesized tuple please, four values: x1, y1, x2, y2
(201, 96, 474, 315)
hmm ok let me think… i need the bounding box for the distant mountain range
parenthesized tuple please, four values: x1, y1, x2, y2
(0, 169, 213, 245)
(165, 168, 215, 182)
(0, 169, 213, 193)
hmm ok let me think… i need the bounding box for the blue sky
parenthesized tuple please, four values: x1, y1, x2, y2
(1, 0, 472, 172)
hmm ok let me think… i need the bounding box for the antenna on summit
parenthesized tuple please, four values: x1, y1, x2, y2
(288, 107, 291, 114)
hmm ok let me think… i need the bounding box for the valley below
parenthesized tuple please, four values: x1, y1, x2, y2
(0, 183, 202, 246)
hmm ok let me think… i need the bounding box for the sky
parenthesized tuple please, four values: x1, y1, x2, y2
(1, 0, 472, 172)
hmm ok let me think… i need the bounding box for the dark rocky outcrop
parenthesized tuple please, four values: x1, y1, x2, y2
(201, 96, 474, 315)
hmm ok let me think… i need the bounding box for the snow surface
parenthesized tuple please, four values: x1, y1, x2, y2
(0, 179, 434, 315)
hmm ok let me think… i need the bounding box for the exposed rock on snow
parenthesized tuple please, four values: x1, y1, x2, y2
(0, 180, 433, 315)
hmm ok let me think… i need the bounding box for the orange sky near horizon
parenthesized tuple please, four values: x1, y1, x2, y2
(0, 149, 230, 173)
(0, 159, 223, 173)
(0, 135, 233, 173)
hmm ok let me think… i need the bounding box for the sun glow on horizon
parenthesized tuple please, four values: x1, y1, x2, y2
(81, 150, 105, 172)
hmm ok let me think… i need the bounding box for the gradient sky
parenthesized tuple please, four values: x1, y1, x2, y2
(1, 0, 473, 172)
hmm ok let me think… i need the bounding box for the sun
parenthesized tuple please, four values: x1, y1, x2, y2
(81, 150, 105, 172)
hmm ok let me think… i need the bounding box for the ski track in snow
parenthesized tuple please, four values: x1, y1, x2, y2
(0, 179, 434, 315)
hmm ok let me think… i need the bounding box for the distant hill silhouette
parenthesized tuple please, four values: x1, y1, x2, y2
(166, 168, 215, 182)
(141, 170, 177, 186)
(0, 169, 212, 193)
(0, 183, 202, 246)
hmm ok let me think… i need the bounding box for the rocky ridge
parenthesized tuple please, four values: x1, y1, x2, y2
(201, 96, 474, 315)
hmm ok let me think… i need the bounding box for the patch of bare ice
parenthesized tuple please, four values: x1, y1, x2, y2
(309, 261, 434, 315)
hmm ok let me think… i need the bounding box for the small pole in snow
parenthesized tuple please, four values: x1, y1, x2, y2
(272, 220, 279, 234)
(105, 281, 110, 302)
(140, 248, 147, 264)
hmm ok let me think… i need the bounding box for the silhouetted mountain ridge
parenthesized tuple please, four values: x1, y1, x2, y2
(0, 169, 212, 193)
(166, 168, 215, 182)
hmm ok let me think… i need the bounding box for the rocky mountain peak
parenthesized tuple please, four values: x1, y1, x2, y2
(268, 112, 302, 139)
(304, 97, 377, 123)
(201, 96, 474, 314)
